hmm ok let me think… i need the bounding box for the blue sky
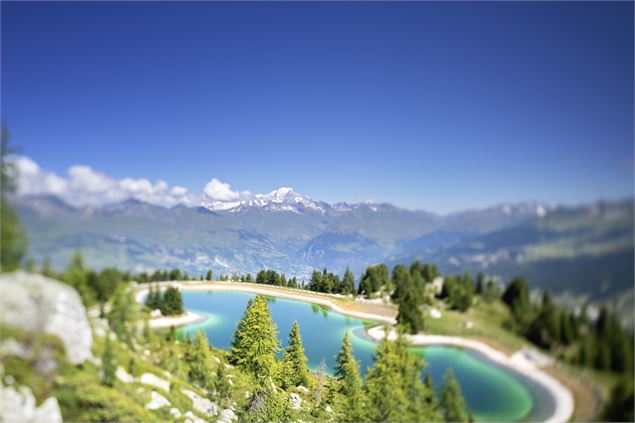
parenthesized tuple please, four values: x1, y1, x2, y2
(2, 1, 633, 213)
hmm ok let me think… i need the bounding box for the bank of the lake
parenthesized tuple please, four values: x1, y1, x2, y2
(135, 281, 574, 422)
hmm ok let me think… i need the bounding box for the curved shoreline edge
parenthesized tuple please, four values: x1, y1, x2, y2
(135, 281, 574, 423)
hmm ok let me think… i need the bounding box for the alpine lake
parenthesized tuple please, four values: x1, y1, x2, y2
(178, 290, 555, 422)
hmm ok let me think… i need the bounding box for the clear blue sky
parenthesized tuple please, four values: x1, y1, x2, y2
(2, 1, 633, 212)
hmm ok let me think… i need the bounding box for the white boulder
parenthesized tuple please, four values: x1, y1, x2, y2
(0, 383, 62, 423)
(0, 271, 93, 364)
(115, 366, 135, 384)
(139, 373, 170, 392)
(145, 390, 170, 410)
(181, 388, 219, 416)
(184, 410, 206, 423)
(218, 408, 236, 423)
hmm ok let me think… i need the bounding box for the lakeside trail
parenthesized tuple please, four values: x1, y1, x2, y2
(135, 280, 574, 423)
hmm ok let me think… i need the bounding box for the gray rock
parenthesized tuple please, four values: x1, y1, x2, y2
(0, 271, 93, 364)
(181, 388, 219, 417)
(139, 373, 170, 392)
(145, 391, 170, 410)
(0, 383, 63, 423)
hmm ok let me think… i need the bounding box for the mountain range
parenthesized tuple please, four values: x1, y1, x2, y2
(10, 189, 633, 302)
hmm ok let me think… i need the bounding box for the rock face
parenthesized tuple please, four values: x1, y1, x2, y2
(0, 271, 93, 365)
(0, 383, 63, 423)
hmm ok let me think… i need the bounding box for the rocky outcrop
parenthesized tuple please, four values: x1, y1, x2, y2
(181, 388, 219, 417)
(145, 391, 170, 410)
(139, 373, 170, 392)
(0, 382, 63, 423)
(0, 271, 93, 364)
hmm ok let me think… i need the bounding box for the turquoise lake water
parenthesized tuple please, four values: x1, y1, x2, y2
(178, 290, 555, 421)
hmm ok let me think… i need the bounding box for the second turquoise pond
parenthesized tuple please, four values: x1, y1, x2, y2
(178, 290, 555, 422)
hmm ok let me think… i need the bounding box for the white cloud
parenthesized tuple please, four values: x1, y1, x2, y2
(203, 178, 251, 202)
(14, 156, 67, 196)
(10, 155, 291, 210)
(170, 186, 188, 197)
(11, 155, 198, 208)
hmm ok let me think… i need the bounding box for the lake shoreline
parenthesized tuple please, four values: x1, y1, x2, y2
(135, 280, 574, 423)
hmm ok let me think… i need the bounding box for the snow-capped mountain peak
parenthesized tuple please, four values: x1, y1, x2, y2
(202, 186, 327, 213)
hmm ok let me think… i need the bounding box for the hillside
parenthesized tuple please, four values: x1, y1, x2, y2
(11, 194, 633, 302)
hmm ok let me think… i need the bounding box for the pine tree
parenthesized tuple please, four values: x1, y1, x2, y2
(397, 286, 425, 334)
(101, 336, 116, 387)
(214, 356, 233, 405)
(334, 331, 364, 422)
(229, 295, 280, 386)
(601, 377, 634, 422)
(342, 267, 355, 295)
(187, 330, 213, 390)
(40, 256, 53, 277)
(364, 333, 438, 422)
(440, 369, 468, 422)
(475, 272, 484, 295)
(0, 125, 28, 272)
(62, 250, 93, 305)
(107, 284, 137, 347)
(282, 321, 311, 389)
(161, 286, 184, 316)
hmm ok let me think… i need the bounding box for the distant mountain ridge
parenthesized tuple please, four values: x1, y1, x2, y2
(10, 192, 633, 302)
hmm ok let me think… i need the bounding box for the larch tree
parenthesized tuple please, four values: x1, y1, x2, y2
(334, 331, 364, 422)
(229, 295, 280, 386)
(281, 321, 311, 389)
(101, 336, 117, 387)
(342, 267, 356, 295)
(187, 329, 213, 391)
(364, 332, 439, 422)
(439, 369, 468, 422)
(0, 124, 27, 272)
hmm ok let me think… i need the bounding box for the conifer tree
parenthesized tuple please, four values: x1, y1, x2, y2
(397, 286, 425, 334)
(282, 321, 311, 389)
(215, 356, 233, 405)
(229, 295, 280, 385)
(187, 329, 213, 390)
(0, 125, 27, 272)
(334, 331, 364, 421)
(101, 336, 116, 387)
(63, 250, 93, 305)
(161, 286, 184, 316)
(108, 284, 137, 347)
(342, 267, 355, 295)
(440, 369, 468, 422)
(364, 333, 437, 422)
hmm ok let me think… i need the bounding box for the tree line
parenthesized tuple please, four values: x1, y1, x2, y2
(501, 277, 634, 374)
